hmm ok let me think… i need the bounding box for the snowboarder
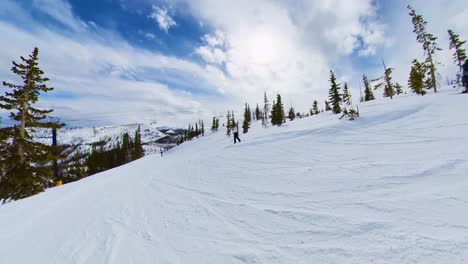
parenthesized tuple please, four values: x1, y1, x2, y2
(233, 122, 241, 144)
(463, 59, 468, 93)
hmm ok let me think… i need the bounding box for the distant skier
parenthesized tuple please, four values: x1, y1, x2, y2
(233, 123, 241, 144)
(463, 59, 468, 93)
(160, 149, 164, 157)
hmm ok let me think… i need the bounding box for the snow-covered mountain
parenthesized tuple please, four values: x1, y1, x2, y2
(33, 123, 182, 156)
(1, 89, 468, 263)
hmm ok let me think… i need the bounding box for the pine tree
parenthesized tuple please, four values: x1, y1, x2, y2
(262, 92, 270, 127)
(408, 5, 441, 93)
(312, 100, 320, 115)
(288, 106, 295, 121)
(363, 75, 375, 101)
(448, 29, 467, 85)
(271, 94, 285, 126)
(121, 133, 133, 163)
(342, 83, 351, 106)
(255, 104, 261, 120)
(0, 48, 64, 202)
(375, 66, 396, 98)
(325, 100, 331, 111)
(211, 117, 218, 132)
(395, 82, 404, 95)
(242, 103, 250, 133)
(226, 111, 231, 136)
(408, 59, 427, 95)
(132, 125, 144, 160)
(328, 70, 342, 114)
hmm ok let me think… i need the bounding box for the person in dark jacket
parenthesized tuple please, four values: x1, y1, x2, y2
(233, 122, 241, 144)
(463, 59, 468, 92)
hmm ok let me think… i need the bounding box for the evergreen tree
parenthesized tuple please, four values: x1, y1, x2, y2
(328, 70, 342, 114)
(262, 92, 270, 127)
(375, 67, 396, 98)
(132, 126, 144, 160)
(448, 29, 467, 85)
(0, 48, 64, 202)
(121, 133, 133, 163)
(242, 103, 250, 133)
(255, 104, 262, 120)
(211, 117, 217, 132)
(226, 111, 231, 136)
(363, 75, 375, 101)
(271, 94, 285, 126)
(312, 100, 320, 115)
(408, 5, 441, 93)
(395, 82, 404, 95)
(325, 100, 332, 111)
(408, 59, 427, 95)
(342, 83, 351, 106)
(288, 106, 295, 121)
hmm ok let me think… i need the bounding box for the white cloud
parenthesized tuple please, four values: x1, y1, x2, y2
(185, 0, 386, 112)
(32, 0, 86, 31)
(149, 6, 176, 33)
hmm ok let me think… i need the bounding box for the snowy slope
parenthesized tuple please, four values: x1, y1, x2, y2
(1, 91, 468, 263)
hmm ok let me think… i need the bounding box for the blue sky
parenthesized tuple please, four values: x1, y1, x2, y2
(0, 0, 467, 127)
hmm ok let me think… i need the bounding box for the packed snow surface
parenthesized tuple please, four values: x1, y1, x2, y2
(1, 91, 468, 263)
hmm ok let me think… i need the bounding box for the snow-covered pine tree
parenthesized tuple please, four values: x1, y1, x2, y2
(408, 59, 427, 95)
(242, 103, 250, 133)
(313, 100, 320, 115)
(0, 47, 64, 202)
(448, 29, 467, 86)
(328, 70, 342, 114)
(262, 92, 270, 127)
(288, 106, 295, 121)
(408, 5, 441, 93)
(363, 75, 375, 101)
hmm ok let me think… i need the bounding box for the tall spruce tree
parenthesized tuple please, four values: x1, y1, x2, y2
(312, 100, 320, 115)
(211, 117, 217, 132)
(271, 94, 285, 126)
(288, 106, 295, 121)
(328, 70, 342, 114)
(132, 126, 144, 160)
(408, 59, 427, 95)
(408, 5, 441, 93)
(242, 103, 250, 133)
(0, 47, 64, 202)
(255, 104, 261, 120)
(262, 92, 270, 127)
(448, 29, 467, 85)
(363, 75, 375, 101)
